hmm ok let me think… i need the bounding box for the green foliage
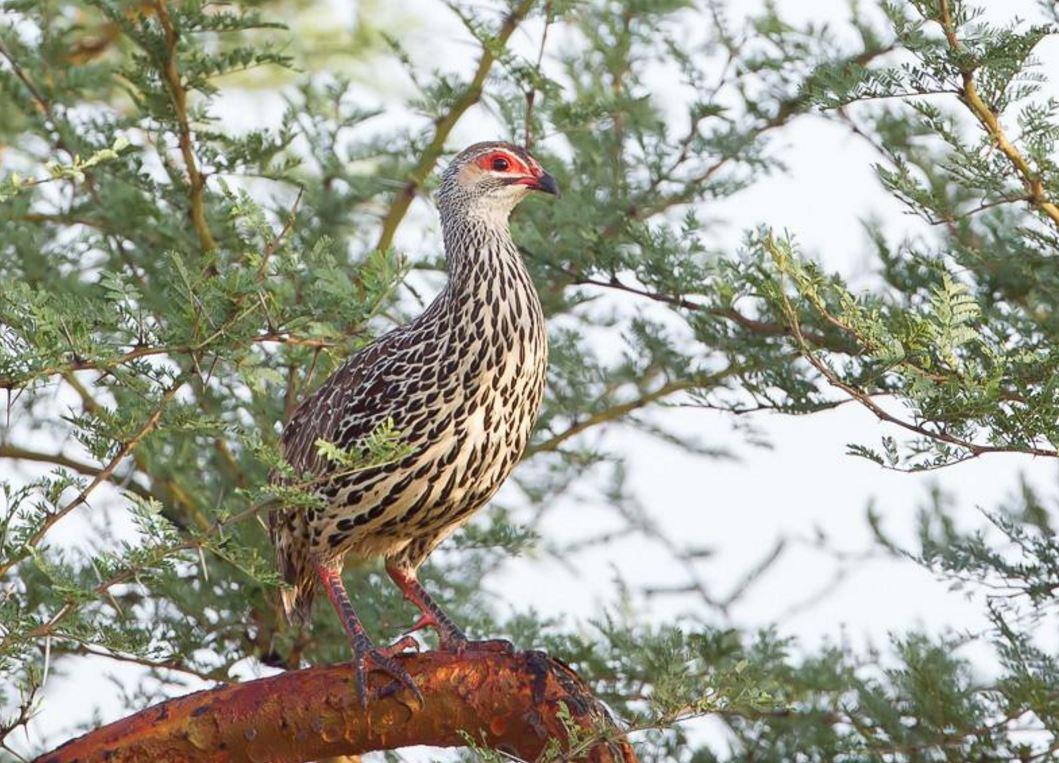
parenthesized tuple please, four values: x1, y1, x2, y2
(2, 0, 1059, 760)
(315, 419, 410, 469)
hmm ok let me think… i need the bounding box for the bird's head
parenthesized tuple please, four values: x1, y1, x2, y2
(436, 141, 559, 226)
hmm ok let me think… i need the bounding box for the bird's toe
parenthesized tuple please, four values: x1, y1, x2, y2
(377, 634, 420, 658)
(358, 646, 423, 706)
(348, 635, 423, 708)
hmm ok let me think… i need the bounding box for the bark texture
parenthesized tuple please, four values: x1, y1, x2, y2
(35, 649, 637, 762)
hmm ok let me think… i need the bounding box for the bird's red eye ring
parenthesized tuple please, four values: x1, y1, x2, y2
(474, 150, 529, 174)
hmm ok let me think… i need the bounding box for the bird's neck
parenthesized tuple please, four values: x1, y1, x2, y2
(441, 215, 527, 295)
(431, 213, 546, 359)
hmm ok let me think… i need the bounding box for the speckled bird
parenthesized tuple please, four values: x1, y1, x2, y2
(269, 141, 558, 703)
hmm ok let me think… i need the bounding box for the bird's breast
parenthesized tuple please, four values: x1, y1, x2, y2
(308, 263, 548, 558)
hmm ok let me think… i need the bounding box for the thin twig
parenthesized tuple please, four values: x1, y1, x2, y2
(0, 375, 188, 578)
(764, 235, 1058, 461)
(0, 444, 153, 501)
(527, 368, 741, 456)
(523, 1, 553, 149)
(152, 0, 217, 253)
(258, 188, 304, 281)
(0, 331, 338, 390)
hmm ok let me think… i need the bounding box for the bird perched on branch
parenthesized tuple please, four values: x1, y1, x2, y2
(269, 141, 559, 705)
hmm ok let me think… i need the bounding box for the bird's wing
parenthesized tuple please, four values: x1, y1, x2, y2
(267, 333, 406, 607)
(275, 338, 394, 482)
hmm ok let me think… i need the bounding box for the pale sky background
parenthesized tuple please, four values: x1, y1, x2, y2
(7, 0, 1059, 760)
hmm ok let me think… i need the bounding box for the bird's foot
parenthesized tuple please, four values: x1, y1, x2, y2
(350, 633, 422, 708)
(386, 565, 514, 655)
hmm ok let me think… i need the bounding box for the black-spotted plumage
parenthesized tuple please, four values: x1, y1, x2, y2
(268, 143, 557, 695)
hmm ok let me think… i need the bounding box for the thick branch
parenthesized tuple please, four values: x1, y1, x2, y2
(36, 649, 637, 763)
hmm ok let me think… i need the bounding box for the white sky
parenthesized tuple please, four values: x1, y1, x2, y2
(8, 0, 1059, 759)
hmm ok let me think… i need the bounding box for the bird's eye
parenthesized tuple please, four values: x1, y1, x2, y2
(491, 156, 510, 172)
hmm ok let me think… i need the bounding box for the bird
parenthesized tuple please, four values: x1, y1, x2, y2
(269, 141, 559, 705)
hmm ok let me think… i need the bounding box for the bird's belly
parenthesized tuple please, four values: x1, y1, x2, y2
(393, 382, 536, 536)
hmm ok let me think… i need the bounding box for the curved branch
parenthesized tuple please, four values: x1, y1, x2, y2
(36, 649, 638, 763)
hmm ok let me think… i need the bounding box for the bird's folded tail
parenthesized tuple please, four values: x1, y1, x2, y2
(279, 578, 316, 625)
(270, 508, 317, 624)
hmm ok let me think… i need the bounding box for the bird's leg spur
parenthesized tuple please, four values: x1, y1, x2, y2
(316, 565, 423, 707)
(386, 562, 514, 654)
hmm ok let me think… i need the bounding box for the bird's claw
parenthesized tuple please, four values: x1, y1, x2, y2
(351, 635, 423, 708)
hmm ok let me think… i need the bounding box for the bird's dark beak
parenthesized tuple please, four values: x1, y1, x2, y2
(532, 172, 560, 197)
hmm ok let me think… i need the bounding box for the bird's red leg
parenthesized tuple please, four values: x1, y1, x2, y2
(386, 562, 513, 654)
(316, 565, 422, 707)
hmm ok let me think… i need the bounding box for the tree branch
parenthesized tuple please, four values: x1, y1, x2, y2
(562, 270, 856, 354)
(0, 332, 336, 391)
(936, 0, 1059, 231)
(0, 376, 187, 578)
(527, 368, 742, 457)
(36, 649, 638, 763)
(0, 443, 152, 501)
(764, 236, 1059, 461)
(152, 0, 217, 253)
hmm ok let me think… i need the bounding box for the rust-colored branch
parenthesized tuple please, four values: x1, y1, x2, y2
(36, 649, 638, 763)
